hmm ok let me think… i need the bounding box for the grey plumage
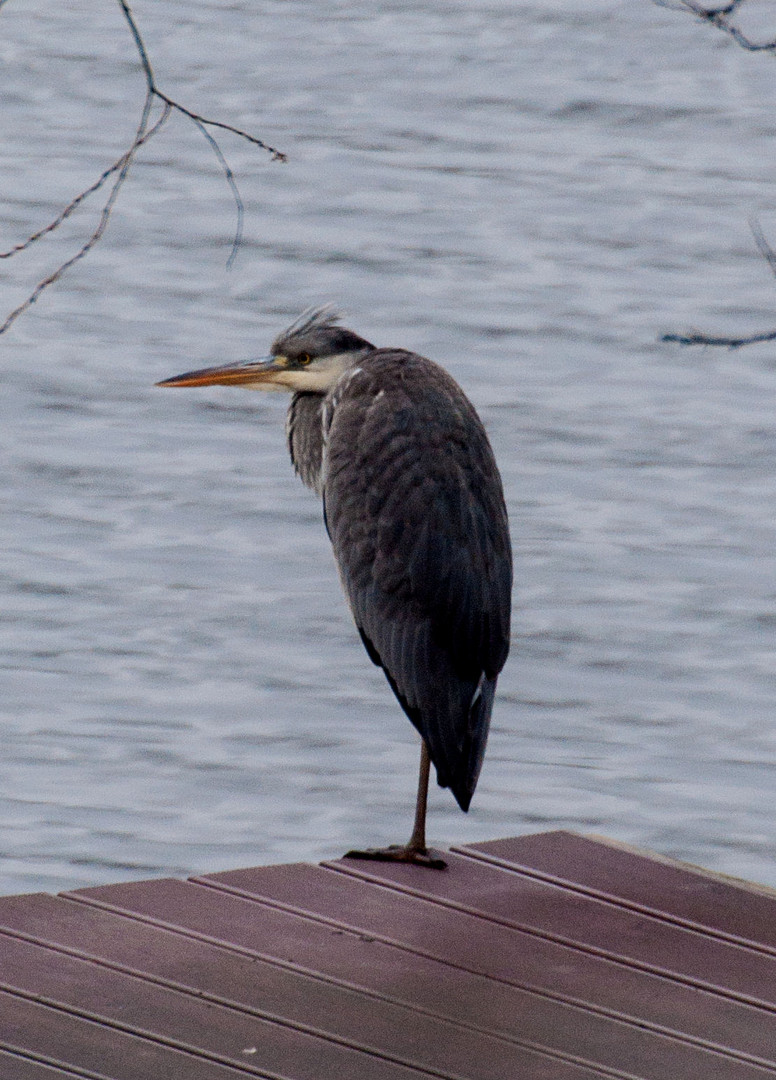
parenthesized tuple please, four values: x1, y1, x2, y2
(286, 392, 326, 492)
(281, 313, 512, 811)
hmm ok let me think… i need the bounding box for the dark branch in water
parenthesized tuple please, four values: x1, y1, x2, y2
(0, 0, 285, 336)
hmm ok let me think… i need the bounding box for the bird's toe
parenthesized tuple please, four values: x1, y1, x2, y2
(343, 844, 447, 870)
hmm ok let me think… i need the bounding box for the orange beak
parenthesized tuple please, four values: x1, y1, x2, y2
(156, 356, 283, 388)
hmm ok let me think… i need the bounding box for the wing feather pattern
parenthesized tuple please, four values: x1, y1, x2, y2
(323, 349, 512, 810)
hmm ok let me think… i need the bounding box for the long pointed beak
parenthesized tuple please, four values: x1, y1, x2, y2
(156, 356, 283, 388)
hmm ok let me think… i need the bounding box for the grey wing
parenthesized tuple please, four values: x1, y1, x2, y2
(322, 353, 512, 811)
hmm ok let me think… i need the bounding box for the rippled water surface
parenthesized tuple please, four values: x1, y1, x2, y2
(2, 0, 776, 894)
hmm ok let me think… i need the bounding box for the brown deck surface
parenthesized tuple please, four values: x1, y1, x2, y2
(0, 831, 775, 1079)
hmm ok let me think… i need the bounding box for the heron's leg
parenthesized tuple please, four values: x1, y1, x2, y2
(344, 740, 447, 869)
(407, 738, 431, 852)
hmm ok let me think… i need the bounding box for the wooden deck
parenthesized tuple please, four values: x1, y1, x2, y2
(1, 831, 775, 1079)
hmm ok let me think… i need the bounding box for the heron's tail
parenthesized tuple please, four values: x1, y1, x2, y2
(366, 621, 497, 813)
(443, 672, 496, 811)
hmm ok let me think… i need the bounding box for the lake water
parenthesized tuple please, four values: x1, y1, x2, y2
(2, 0, 776, 895)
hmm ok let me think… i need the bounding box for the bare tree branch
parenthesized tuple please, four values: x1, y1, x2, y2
(1, 0, 286, 336)
(656, 0, 776, 348)
(654, 0, 776, 52)
(116, 0, 285, 161)
(748, 216, 776, 278)
(662, 327, 776, 347)
(0, 105, 171, 261)
(191, 117, 245, 272)
(662, 222, 776, 348)
(1, 88, 160, 336)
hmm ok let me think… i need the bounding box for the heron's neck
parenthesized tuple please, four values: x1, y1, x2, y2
(286, 391, 326, 494)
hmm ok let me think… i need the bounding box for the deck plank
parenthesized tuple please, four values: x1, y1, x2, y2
(1, 832, 775, 1080)
(457, 832, 776, 951)
(66, 866, 776, 1077)
(54, 892, 625, 1080)
(316, 853, 776, 1006)
(191, 859, 776, 1063)
(0, 1049, 102, 1080)
(0, 891, 595, 1080)
(0, 991, 251, 1079)
(0, 930, 434, 1080)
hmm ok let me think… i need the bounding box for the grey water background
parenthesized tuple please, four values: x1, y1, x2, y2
(2, 0, 776, 896)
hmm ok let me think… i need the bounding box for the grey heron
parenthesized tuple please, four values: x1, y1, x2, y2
(158, 309, 512, 868)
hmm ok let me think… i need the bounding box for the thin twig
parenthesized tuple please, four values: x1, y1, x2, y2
(154, 93, 285, 160)
(0, 0, 285, 335)
(749, 216, 776, 279)
(117, 0, 155, 85)
(663, 222, 776, 348)
(0, 90, 159, 336)
(116, 0, 285, 159)
(191, 118, 244, 270)
(654, 0, 776, 53)
(0, 105, 171, 260)
(662, 328, 776, 347)
(657, 0, 776, 348)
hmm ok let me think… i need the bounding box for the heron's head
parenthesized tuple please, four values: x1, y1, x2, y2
(156, 308, 375, 394)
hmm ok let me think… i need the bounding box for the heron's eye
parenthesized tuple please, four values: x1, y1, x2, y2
(298, 353, 312, 366)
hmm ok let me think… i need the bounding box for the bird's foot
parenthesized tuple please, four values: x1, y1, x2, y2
(344, 844, 447, 870)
